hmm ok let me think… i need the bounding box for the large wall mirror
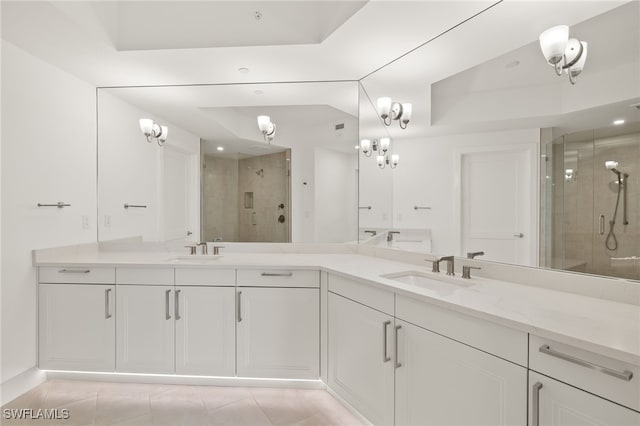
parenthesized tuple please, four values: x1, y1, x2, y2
(358, 1, 640, 280)
(97, 82, 359, 244)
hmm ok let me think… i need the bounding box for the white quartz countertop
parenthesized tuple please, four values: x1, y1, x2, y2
(35, 250, 640, 366)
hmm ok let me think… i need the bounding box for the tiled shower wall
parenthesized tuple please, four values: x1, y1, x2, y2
(203, 151, 289, 242)
(548, 125, 640, 279)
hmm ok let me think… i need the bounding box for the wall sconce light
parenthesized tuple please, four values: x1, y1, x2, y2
(377, 154, 400, 170)
(360, 137, 391, 157)
(539, 25, 588, 85)
(139, 119, 168, 146)
(257, 115, 276, 143)
(377, 97, 412, 129)
(564, 168, 575, 182)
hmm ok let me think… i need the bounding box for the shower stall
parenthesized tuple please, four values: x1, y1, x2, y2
(541, 123, 640, 280)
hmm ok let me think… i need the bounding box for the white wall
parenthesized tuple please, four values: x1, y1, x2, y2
(390, 128, 539, 254)
(97, 91, 200, 242)
(1, 41, 97, 386)
(358, 149, 394, 229)
(314, 147, 358, 243)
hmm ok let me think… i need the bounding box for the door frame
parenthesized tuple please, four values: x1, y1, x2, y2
(453, 141, 539, 266)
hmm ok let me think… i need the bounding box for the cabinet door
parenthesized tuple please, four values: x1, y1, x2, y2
(175, 286, 236, 376)
(529, 371, 640, 426)
(328, 292, 394, 426)
(116, 285, 174, 373)
(237, 287, 319, 379)
(39, 284, 115, 371)
(395, 319, 526, 426)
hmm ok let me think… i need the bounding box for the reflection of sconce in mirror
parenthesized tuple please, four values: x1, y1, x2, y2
(377, 154, 399, 170)
(377, 97, 412, 129)
(539, 25, 587, 85)
(564, 168, 575, 182)
(139, 118, 168, 146)
(257, 115, 276, 143)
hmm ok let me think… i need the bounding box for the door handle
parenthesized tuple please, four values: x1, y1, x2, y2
(104, 288, 112, 319)
(513, 233, 524, 238)
(175, 290, 181, 320)
(532, 382, 543, 426)
(394, 325, 402, 368)
(382, 321, 391, 362)
(165, 289, 171, 320)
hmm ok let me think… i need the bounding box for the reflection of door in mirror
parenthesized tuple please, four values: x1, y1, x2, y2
(202, 150, 291, 243)
(163, 147, 197, 240)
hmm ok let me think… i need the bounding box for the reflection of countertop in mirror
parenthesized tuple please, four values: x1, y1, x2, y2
(34, 243, 640, 365)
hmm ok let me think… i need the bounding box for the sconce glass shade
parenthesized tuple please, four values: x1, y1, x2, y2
(379, 137, 391, 153)
(376, 155, 385, 168)
(539, 25, 569, 65)
(360, 139, 371, 153)
(158, 126, 168, 142)
(257, 115, 271, 132)
(401, 103, 412, 122)
(139, 118, 154, 136)
(391, 154, 400, 166)
(377, 97, 392, 117)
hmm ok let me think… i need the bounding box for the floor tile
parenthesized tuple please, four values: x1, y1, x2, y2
(207, 397, 273, 426)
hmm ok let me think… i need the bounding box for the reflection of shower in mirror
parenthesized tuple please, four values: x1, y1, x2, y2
(604, 160, 630, 251)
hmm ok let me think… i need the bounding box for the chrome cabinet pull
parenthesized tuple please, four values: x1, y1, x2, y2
(359, 206, 372, 210)
(539, 345, 633, 381)
(382, 320, 391, 362)
(394, 325, 402, 368)
(260, 272, 293, 277)
(237, 291, 242, 322)
(105, 289, 112, 319)
(175, 290, 181, 320)
(165, 290, 171, 320)
(532, 382, 543, 426)
(58, 269, 90, 274)
(38, 202, 70, 208)
(124, 204, 147, 209)
(413, 206, 432, 210)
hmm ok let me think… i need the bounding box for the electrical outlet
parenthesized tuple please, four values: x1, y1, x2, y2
(82, 215, 90, 229)
(104, 215, 111, 228)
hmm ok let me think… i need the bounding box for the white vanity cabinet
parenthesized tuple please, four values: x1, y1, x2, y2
(115, 268, 176, 374)
(174, 268, 236, 376)
(38, 266, 116, 372)
(236, 269, 320, 379)
(39, 283, 115, 371)
(395, 319, 526, 426)
(529, 372, 640, 425)
(328, 291, 395, 426)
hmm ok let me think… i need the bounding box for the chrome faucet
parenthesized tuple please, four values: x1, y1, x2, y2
(212, 245, 225, 255)
(387, 231, 400, 242)
(467, 251, 485, 259)
(424, 257, 441, 273)
(439, 256, 455, 276)
(196, 242, 208, 255)
(184, 244, 197, 255)
(461, 264, 481, 279)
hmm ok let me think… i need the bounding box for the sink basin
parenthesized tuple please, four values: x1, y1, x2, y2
(170, 255, 223, 262)
(381, 271, 472, 294)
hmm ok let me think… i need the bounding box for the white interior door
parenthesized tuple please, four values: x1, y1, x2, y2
(459, 145, 537, 265)
(163, 147, 195, 240)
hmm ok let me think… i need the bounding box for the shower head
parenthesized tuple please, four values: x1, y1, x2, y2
(605, 161, 621, 175)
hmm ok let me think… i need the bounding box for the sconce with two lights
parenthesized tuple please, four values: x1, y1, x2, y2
(360, 137, 399, 169)
(139, 119, 169, 146)
(376, 97, 412, 129)
(257, 115, 276, 143)
(539, 25, 588, 85)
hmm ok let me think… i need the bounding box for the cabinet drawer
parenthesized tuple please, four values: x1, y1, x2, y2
(529, 335, 639, 411)
(175, 268, 235, 286)
(236, 269, 319, 288)
(396, 294, 527, 366)
(116, 267, 174, 285)
(39, 266, 115, 284)
(328, 274, 394, 315)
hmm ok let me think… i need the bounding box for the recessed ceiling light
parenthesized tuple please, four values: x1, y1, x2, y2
(238, 67, 250, 74)
(217, 146, 224, 151)
(505, 60, 520, 69)
(613, 119, 625, 125)
(254, 90, 264, 95)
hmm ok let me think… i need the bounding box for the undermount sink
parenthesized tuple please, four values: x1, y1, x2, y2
(170, 255, 223, 262)
(381, 271, 473, 293)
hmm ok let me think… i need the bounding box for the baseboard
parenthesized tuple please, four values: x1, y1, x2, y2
(1, 367, 47, 406)
(326, 386, 373, 425)
(44, 370, 326, 389)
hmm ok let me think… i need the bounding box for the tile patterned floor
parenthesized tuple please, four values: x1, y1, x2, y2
(1, 380, 364, 426)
